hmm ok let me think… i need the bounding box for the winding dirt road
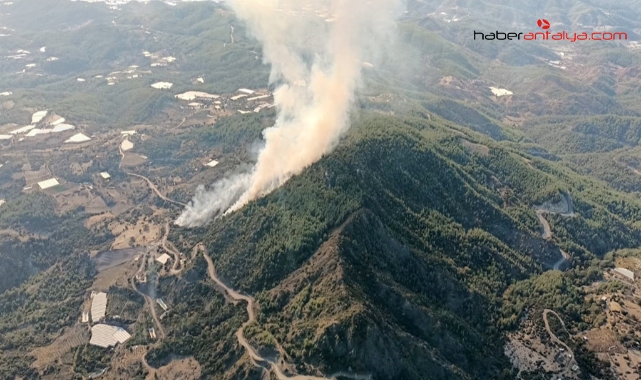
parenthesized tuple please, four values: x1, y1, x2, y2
(161, 222, 183, 275)
(535, 194, 575, 271)
(119, 144, 186, 208)
(543, 309, 578, 376)
(126, 172, 187, 208)
(118, 148, 367, 379)
(553, 249, 570, 271)
(197, 245, 371, 380)
(537, 211, 552, 240)
(537, 210, 569, 271)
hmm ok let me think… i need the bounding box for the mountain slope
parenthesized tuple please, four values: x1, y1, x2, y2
(148, 112, 641, 379)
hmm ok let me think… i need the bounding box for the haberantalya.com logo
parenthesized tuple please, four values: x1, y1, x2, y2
(474, 19, 628, 42)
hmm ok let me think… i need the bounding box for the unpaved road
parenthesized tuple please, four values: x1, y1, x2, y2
(536, 197, 573, 270)
(198, 245, 370, 380)
(126, 172, 187, 208)
(553, 249, 570, 271)
(537, 210, 552, 240)
(119, 144, 187, 208)
(537, 211, 569, 270)
(131, 247, 166, 339)
(543, 309, 578, 376)
(161, 222, 183, 275)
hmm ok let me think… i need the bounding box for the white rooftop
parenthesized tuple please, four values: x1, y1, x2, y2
(121, 130, 136, 136)
(156, 253, 171, 265)
(25, 128, 51, 137)
(38, 178, 59, 190)
(614, 267, 635, 280)
(206, 160, 219, 168)
(89, 324, 130, 348)
(100, 172, 111, 179)
(31, 110, 48, 124)
(0, 134, 12, 140)
(91, 292, 107, 323)
(121, 139, 134, 151)
(9, 125, 36, 135)
(151, 82, 173, 89)
(65, 133, 91, 143)
(50, 117, 66, 126)
(175, 91, 220, 101)
(51, 123, 75, 133)
(238, 88, 255, 94)
(113, 328, 132, 343)
(489, 87, 513, 97)
(246, 94, 270, 101)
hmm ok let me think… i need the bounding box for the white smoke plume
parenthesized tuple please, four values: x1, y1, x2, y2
(176, 0, 403, 227)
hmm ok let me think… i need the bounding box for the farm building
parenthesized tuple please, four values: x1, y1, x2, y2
(31, 110, 47, 124)
(121, 139, 134, 151)
(50, 116, 65, 126)
(89, 324, 131, 348)
(65, 133, 91, 143)
(175, 91, 220, 101)
(151, 82, 173, 90)
(37, 178, 59, 190)
(51, 123, 75, 133)
(25, 128, 51, 137)
(205, 160, 219, 168)
(10, 125, 36, 135)
(156, 253, 171, 265)
(489, 87, 513, 97)
(156, 298, 168, 311)
(246, 94, 270, 101)
(613, 267, 635, 282)
(91, 292, 107, 323)
(100, 172, 111, 180)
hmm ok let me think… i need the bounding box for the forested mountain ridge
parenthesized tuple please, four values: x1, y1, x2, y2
(2, 0, 641, 378)
(152, 112, 641, 379)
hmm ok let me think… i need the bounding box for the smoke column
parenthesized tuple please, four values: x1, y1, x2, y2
(176, 0, 402, 227)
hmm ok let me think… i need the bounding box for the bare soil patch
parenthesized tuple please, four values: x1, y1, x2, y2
(121, 153, 147, 167)
(109, 219, 161, 249)
(85, 212, 115, 228)
(86, 196, 109, 214)
(610, 350, 641, 380)
(30, 325, 89, 369)
(460, 138, 490, 156)
(154, 357, 202, 380)
(584, 328, 626, 353)
(91, 259, 139, 291)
